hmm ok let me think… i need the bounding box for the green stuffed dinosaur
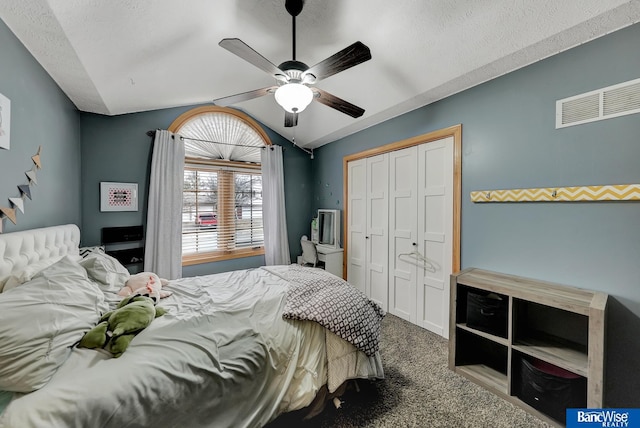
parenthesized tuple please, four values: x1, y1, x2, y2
(79, 295, 166, 357)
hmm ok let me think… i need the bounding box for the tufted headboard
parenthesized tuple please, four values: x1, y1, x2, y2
(0, 224, 81, 288)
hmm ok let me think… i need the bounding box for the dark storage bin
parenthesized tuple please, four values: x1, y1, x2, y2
(466, 290, 508, 337)
(518, 358, 587, 423)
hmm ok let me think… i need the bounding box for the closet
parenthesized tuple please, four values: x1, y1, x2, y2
(345, 128, 459, 338)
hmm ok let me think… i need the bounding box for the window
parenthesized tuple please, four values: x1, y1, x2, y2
(182, 162, 263, 260)
(168, 106, 271, 265)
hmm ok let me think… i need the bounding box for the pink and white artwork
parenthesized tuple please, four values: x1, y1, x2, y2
(100, 182, 138, 212)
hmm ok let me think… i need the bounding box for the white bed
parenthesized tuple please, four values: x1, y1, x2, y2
(0, 224, 384, 428)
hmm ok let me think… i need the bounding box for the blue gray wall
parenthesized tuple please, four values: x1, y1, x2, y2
(3, 11, 638, 407)
(79, 108, 312, 276)
(312, 23, 640, 406)
(0, 19, 81, 232)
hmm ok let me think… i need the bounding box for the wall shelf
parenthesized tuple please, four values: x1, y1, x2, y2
(101, 225, 144, 273)
(470, 183, 640, 202)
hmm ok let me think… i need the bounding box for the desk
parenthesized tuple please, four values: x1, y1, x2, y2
(315, 245, 344, 278)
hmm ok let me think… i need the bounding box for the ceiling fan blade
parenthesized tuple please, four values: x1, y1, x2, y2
(219, 38, 286, 79)
(302, 41, 371, 83)
(312, 88, 365, 118)
(284, 111, 299, 127)
(213, 86, 277, 107)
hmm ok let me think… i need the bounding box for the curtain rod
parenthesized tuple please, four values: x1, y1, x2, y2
(146, 130, 312, 157)
(146, 130, 266, 149)
(289, 138, 313, 157)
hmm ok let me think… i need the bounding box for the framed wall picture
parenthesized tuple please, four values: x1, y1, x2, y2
(100, 182, 138, 212)
(0, 93, 10, 150)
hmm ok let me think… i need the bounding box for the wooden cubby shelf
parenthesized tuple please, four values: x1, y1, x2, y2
(512, 338, 588, 377)
(456, 323, 509, 346)
(449, 268, 607, 427)
(457, 364, 508, 395)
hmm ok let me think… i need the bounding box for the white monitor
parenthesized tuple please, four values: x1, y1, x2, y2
(315, 209, 341, 249)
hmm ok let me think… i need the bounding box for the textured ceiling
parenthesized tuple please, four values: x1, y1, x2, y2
(1, 0, 639, 149)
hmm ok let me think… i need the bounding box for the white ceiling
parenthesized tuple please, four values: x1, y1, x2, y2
(1, 0, 639, 149)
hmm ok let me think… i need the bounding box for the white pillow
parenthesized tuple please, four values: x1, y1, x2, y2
(1, 276, 22, 292)
(1, 256, 70, 292)
(79, 252, 130, 292)
(0, 256, 107, 393)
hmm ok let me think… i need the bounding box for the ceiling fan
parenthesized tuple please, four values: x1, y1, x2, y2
(213, 0, 372, 127)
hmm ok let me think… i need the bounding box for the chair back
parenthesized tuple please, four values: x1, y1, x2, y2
(300, 237, 318, 266)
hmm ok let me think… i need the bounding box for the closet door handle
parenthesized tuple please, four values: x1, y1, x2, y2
(365, 236, 370, 239)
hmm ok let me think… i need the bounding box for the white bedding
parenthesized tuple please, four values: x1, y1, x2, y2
(0, 225, 384, 428)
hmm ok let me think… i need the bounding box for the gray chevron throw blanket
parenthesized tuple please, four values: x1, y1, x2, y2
(282, 264, 385, 356)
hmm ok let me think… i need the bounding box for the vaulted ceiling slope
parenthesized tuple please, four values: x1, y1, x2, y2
(1, 1, 639, 149)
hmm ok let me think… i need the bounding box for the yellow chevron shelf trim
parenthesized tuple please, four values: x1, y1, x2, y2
(471, 184, 640, 203)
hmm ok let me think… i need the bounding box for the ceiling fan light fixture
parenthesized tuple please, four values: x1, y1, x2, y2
(274, 83, 313, 113)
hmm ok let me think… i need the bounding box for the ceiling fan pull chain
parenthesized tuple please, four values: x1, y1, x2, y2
(292, 14, 296, 61)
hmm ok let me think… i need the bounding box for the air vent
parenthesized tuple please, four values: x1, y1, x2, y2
(560, 94, 600, 125)
(556, 77, 640, 129)
(603, 80, 640, 115)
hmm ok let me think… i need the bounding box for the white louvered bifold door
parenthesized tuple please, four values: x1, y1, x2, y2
(417, 136, 454, 338)
(347, 158, 367, 294)
(365, 154, 389, 311)
(388, 146, 418, 322)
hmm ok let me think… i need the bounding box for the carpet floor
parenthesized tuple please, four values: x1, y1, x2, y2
(267, 314, 551, 428)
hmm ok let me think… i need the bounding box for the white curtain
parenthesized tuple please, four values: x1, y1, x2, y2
(261, 145, 290, 265)
(144, 130, 185, 279)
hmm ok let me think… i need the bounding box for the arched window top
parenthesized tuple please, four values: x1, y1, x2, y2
(169, 106, 271, 163)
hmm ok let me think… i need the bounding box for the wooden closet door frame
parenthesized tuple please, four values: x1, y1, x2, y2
(342, 124, 462, 279)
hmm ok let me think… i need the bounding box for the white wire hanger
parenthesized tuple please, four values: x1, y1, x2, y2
(398, 243, 437, 273)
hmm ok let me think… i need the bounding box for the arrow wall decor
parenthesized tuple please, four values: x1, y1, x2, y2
(0, 145, 43, 232)
(8, 197, 24, 213)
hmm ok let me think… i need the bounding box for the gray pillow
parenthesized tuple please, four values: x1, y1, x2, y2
(0, 256, 107, 392)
